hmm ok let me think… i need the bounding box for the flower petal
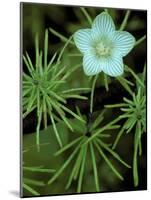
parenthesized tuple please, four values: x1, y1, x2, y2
(112, 31, 135, 57)
(102, 54, 124, 77)
(92, 12, 115, 40)
(83, 51, 102, 76)
(73, 29, 93, 54)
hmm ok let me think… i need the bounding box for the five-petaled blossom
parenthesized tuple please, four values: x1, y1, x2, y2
(73, 12, 135, 77)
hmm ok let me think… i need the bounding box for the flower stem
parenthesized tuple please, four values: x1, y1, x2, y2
(117, 76, 133, 96)
(119, 10, 131, 31)
(125, 65, 145, 88)
(43, 111, 47, 129)
(90, 75, 98, 114)
(36, 109, 42, 152)
(133, 121, 141, 187)
(104, 74, 109, 91)
(49, 27, 74, 45)
(80, 7, 93, 26)
(90, 142, 100, 191)
(135, 35, 146, 47)
(112, 128, 125, 150)
(104, 8, 108, 13)
(23, 183, 40, 196)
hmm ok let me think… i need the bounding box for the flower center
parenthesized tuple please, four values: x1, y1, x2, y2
(95, 41, 111, 57)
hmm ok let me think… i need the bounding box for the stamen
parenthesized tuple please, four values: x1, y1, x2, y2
(95, 41, 111, 57)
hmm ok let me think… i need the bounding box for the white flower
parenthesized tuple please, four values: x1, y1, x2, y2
(74, 12, 135, 77)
